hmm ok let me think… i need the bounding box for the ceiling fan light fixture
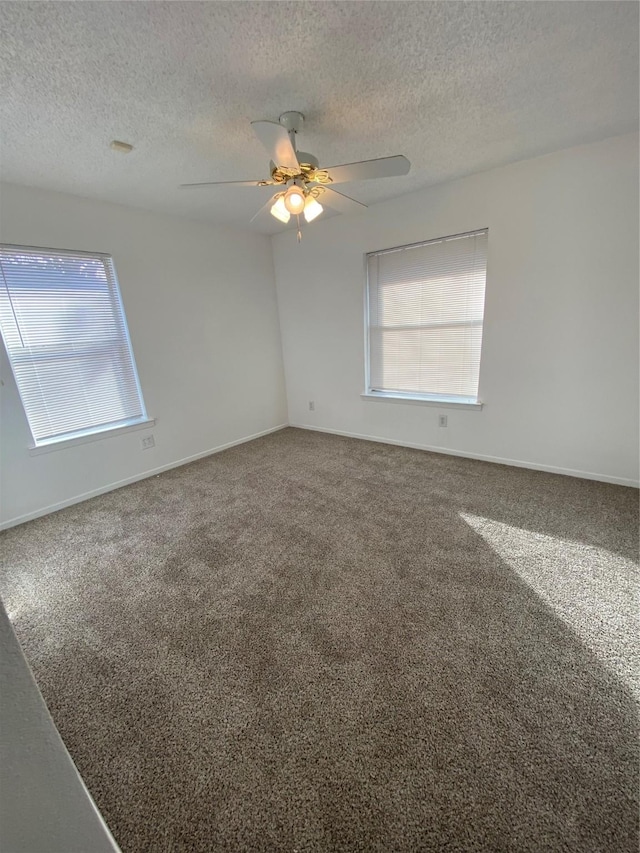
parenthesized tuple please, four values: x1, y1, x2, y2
(283, 185, 306, 215)
(180, 113, 410, 231)
(303, 197, 323, 223)
(270, 195, 291, 223)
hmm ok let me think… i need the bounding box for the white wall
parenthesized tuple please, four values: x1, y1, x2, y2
(273, 133, 639, 486)
(0, 184, 287, 527)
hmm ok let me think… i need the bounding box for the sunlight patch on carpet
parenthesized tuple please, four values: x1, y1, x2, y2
(459, 512, 639, 698)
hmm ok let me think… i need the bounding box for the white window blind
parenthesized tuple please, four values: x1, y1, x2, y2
(366, 229, 488, 404)
(0, 245, 148, 447)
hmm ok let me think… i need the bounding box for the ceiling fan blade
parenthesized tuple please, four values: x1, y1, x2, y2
(322, 155, 410, 185)
(179, 179, 269, 189)
(249, 192, 280, 224)
(317, 187, 367, 215)
(251, 120, 300, 171)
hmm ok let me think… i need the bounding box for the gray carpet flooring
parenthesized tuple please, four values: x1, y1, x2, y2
(1, 427, 638, 852)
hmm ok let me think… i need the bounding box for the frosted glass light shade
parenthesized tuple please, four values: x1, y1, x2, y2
(270, 196, 291, 223)
(303, 198, 323, 223)
(284, 186, 306, 215)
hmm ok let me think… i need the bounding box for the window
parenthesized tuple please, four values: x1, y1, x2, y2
(0, 245, 149, 448)
(366, 229, 488, 405)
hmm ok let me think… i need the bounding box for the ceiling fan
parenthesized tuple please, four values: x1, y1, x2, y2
(180, 111, 410, 237)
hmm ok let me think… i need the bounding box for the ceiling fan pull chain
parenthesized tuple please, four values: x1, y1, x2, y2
(296, 215, 302, 243)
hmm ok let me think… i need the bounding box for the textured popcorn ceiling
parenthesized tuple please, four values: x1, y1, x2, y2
(1, 1, 638, 234)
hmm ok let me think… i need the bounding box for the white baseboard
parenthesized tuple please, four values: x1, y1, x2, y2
(0, 423, 289, 531)
(289, 423, 639, 488)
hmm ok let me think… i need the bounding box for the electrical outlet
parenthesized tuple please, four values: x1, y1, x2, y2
(308, 401, 315, 411)
(438, 415, 448, 428)
(141, 435, 155, 450)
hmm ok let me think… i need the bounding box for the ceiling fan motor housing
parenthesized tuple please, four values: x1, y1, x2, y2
(269, 151, 322, 185)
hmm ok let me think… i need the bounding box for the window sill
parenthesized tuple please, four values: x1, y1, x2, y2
(28, 418, 156, 456)
(361, 392, 483, 410)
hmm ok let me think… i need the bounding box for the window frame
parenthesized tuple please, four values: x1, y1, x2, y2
(0, 243, 154, 452)
(363, 230, 487, 409)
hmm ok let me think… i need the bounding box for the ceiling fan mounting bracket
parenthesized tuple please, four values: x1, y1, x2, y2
(279, 111, 304, 134)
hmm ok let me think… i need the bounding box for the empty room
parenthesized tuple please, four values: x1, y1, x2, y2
(0, 2, 638, 851)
